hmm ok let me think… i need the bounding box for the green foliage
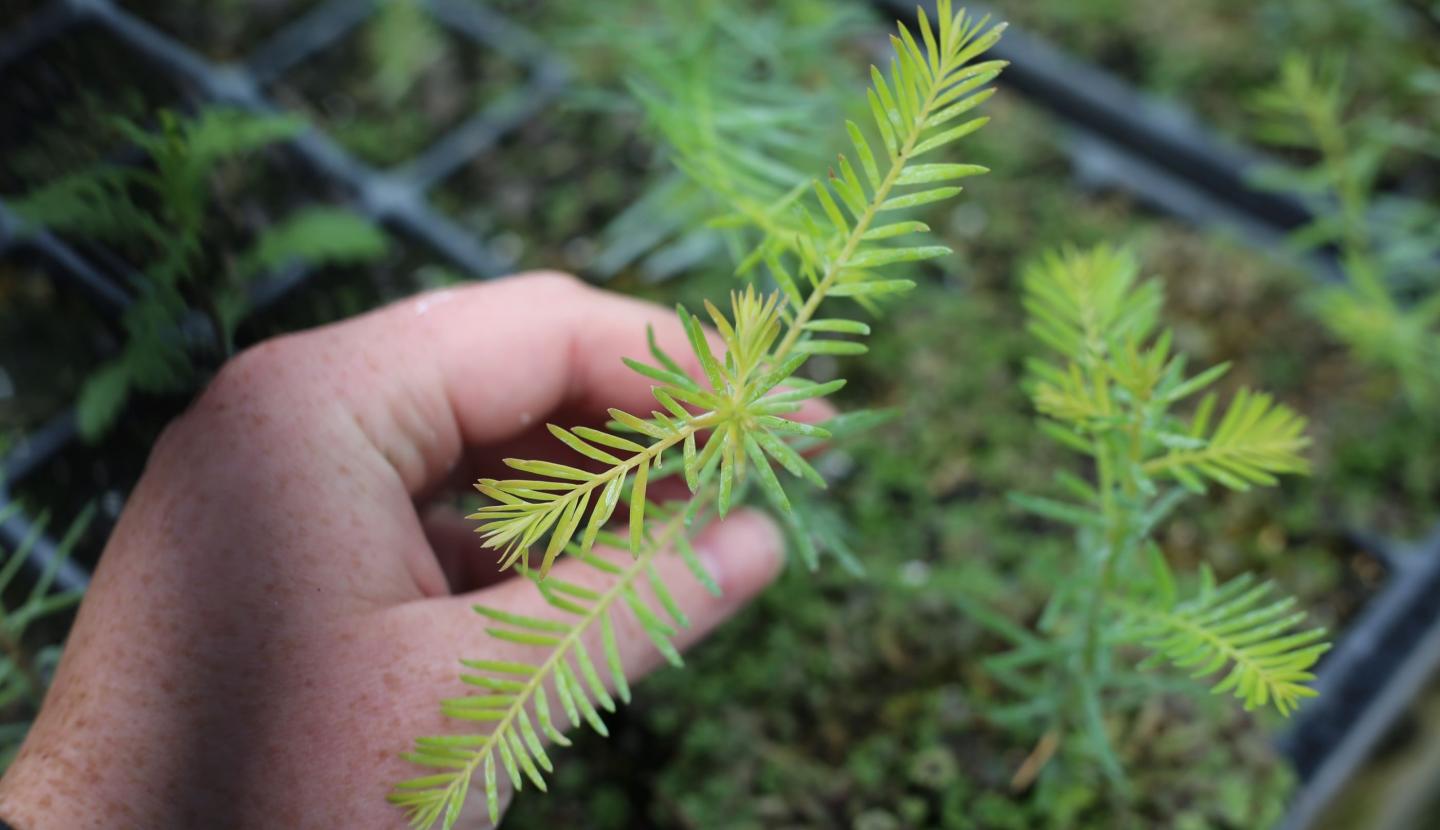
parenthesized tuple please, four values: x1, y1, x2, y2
(288, 0, 518, 168)
(389, 511, 697, 828)
(74, 363, 132, 443)
(392, 5, 1006, 826)
(501, 276, 1307, 830)
(494, 70, 1381, 828)
(999, 0, 1438, 148)
(1251, 54, 1440, 409)
(586, 0, 873, 282)
(236, 206, 389, 281)
(425, 0, 873, 282)
(0, 503, 91, 771)
(978, 244, 1326, 792)
(368, 0, 446, 105)
(9, 108, 388, 439)
(1120, 567, 1329, 717)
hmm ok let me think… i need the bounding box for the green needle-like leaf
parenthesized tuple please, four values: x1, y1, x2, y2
(396, 5, 1009, 824)
(1114, 571, 1330, 716)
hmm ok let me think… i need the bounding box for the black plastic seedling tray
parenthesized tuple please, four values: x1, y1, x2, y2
(1277, 531, 1440, 829)
(0, 0, 565, 589)
(3, 1, 1438, 827)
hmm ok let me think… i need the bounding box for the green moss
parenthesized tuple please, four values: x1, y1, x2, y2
(1000, 0, 1438, 151)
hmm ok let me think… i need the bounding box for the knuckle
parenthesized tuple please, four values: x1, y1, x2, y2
(158, 334, 318, 456)
(205, 336, 308, 405)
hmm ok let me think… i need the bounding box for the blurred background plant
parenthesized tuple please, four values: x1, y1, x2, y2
(1002, 0, 1440, 164)
(8, 108, 387, 439)
(269, 0, 525, 167)
(1250, 53, 1440, 410)
(969, 244, 1323, 816)
(0, 499, 89, 772)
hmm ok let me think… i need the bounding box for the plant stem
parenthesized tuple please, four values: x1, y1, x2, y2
(1074, 435, 1130, 793)
(518, 413, 720, 527)
(435, 502, 698, 811)
(770, 63, 951, 365)
(1081, 439, 1120, 680)
(1306, 92, 1387, 308)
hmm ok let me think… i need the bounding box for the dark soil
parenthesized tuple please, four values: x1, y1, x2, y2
(430, 108, 660, 277)
(197, 142, 360, 287)
(9, 390, 185, 570)
(0, 249, 118, 434)
(120, 0, 323, 62)
(0, 0, 47, 31)
(0, 23, 199, 194)
(267, 8, 526, 168)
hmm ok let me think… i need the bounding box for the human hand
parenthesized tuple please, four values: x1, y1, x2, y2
(0, 273, 809, 828)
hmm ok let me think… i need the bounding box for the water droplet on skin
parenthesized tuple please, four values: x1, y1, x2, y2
(414, 289, 456, 316)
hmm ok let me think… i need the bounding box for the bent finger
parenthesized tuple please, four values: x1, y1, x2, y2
(392, 507, 783, 712)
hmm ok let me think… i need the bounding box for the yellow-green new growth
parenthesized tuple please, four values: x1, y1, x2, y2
(1120, 569, 1329, 716)
(464, 0, 1005, 582)
(393, 5, 1007, 827)
(1014, 244, 1326, 729)
(387, 508, 701, 828)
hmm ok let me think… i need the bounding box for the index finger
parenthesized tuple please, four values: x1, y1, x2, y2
(235, 271, 717, 498)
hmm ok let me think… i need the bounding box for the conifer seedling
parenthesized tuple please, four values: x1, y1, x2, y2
(389, 5, 1008, 826)
(977, 244, 1328, 791)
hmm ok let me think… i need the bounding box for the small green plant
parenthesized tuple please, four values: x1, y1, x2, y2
(1251, 54, 1440, 408)
(588, 0, 870, 281)
(0, 502, 91, 771)
(389, 5, 1007, 826)
(9, 107, 388, 438)
(305, 0, 506, 167)
(971, 245, 1328, 796)
(368, 0, 447, 105)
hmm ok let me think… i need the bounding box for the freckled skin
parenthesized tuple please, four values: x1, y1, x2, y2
(0, 274, 802, 829)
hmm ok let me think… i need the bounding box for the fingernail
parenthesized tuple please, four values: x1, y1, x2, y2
(696, 509, 784, 596)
